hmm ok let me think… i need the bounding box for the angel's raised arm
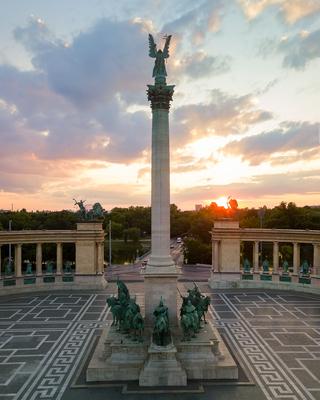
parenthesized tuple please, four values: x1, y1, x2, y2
(162, 35, 172, 58)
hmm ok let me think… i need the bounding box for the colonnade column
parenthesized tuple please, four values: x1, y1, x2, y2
(293, 242, 300, 275)
(97, 242, 104, 274)
(273, 241, 279, 274)
(15, 244, 22, 277)
(213, 240, 219, 272)
(254, 241, 259, 272)
(56, 243, 63, 275)
(0, 245, 1, 278)
(36, 243, 42, 276)
(313, 243, 320, 276)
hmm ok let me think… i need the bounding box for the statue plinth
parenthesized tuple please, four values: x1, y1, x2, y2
(139, 342, 187, 386)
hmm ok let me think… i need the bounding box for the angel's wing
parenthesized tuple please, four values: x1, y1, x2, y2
(162, 35, 172, 58)
(148, 34, 157, 58)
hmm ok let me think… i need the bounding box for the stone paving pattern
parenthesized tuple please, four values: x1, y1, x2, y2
(0, 284, 319, 400)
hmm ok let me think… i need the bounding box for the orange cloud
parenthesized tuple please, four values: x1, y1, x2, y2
(238, 0, 320, 23)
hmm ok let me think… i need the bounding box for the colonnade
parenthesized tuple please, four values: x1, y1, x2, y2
(0, 222, 105, 284)
(0, 241, 105, 278)
(212, 239, 320, 275)
(211, 221, 320, 282)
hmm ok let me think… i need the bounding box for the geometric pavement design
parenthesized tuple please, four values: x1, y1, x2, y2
(0, 287, 319, 400)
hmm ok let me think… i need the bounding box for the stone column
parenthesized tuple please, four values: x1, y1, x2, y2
(213, 240, 219, 272)
(15, 243, 22, 277)
(273, 241, 279, 274)
(97, 242, 104, 274)
(211, 237, 214, 271)
(144, 81, 179, 326)
(36, 243, 42, 275)
(0, 245, 2, 278)
(56, 243, 63, 275)
(147, 83, 175, 269)
(313, 243, 320, 276)
(293, 242, 300, 275)
(254, 241, 259, 272)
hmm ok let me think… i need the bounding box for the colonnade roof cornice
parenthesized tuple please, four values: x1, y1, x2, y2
(0, 230, 105, 244)
(211, 227, 320, 243)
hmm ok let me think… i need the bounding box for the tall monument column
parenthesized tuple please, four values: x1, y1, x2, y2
(147, 84, 175, 268)
(144, 34, 179, 326)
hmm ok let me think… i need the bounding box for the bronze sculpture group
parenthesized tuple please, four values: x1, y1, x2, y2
(107, 280, 211, 346)
(107, 279, 144, 342)
(179, 283, 211, 341)
(73, 199, 104, 221)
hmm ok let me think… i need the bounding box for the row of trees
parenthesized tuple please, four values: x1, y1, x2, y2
(0, 202, 319, 264)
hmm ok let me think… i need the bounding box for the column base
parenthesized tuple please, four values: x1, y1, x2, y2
(143, 266, 180, 327)
(210, 272, 241, 281)
(147, 255, 175, 268)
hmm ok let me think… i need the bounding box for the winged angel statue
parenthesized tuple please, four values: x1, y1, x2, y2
(148, 34, 172, 82)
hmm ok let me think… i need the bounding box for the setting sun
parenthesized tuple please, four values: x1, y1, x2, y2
(214, 196, 229, 208)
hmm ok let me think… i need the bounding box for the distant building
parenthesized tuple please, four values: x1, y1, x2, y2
(195, 204, 203, 211)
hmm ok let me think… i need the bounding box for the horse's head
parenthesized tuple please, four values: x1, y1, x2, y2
(107, 296, 116, 307)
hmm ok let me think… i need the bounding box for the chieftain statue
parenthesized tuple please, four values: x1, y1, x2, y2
(282, 259, 289, 274)
(106, 278, 144, 341)
(4, 257, 13, 276)
(148, 34, 172, 84)
(243, 258, 251, 273)
(179, 283, 211, 341)
(262, 258, 270, 274)
(152, 297, 171, 346)
(300, 260, 310, 276)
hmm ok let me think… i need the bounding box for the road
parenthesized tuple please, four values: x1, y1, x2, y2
(105, 240, 211, 282)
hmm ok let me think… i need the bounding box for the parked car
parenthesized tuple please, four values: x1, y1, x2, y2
(177, 237, 182, 244)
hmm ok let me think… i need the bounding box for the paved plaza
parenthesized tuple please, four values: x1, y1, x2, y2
(0, 283, 319, 400)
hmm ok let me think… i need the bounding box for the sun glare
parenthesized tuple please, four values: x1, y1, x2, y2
(215, 196, 229, 208)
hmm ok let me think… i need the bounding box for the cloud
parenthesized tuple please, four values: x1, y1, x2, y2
(14, 17, 150, 108)
(0, 18, 155, 168)
(162, 0, 224, 45)
(223, 121, 320, 165)
(181, 52, 231, 78)
(172, 89, 272, 144)
(279, 29, 320, 69)
(174, 169, 320, 203)
(238, 0, 320, 24)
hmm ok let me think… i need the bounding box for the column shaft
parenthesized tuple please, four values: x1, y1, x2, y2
(273, 242, 279, 274)
(148, 107, 174, 268)
(0, 245, 2, 278)
(313, 243, 320, 275)
(214, 240, 219, 272)
(15, 244, 22, 277)
(293, 242, 300, 275)
(36, 243, 42, 275)
(56, 243, 63, 274)
(97, 243, 104, 274)
(254, 241, 259, 272)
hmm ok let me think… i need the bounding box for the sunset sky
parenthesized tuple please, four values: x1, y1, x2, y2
(0, 0, 319, 211)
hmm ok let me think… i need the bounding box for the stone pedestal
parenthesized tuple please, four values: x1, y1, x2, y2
(143, 267, 180, 326)
(87, 324, 148, 382)
(87, 311, 238, 386)
(139, 342, 187, 386)
(75, 222, 104, 275)
(175, 324, 238, 380)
